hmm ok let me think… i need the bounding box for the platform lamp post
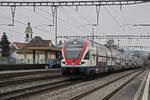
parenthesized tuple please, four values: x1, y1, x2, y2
(0, 24, 13, 41)
(75, 24, 97, 40)
(118, 38, 120, 47)
(0, 24, 13, 27)
(88, 24, 97, 41)
(132, 24, 150, 26)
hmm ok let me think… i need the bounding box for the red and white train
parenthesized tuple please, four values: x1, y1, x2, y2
(61, 39, 143, 76)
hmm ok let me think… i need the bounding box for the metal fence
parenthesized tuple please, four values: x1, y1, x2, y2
(0, 57, 48, 64)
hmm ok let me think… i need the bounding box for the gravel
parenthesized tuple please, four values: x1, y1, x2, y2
(21, 69, 139, 100)
(0, 77, 69, 94)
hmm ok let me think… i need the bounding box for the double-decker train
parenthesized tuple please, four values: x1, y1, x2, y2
(61, 39, 143, 76)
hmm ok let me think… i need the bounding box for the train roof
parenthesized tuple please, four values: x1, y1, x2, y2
(65, 38, 125, 53)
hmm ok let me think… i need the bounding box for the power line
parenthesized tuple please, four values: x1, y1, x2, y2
(120, 10, 133, 33)
(103, 6, 127, 33)
(36, 7, 80, 34)
(0, 11, 53, 34)
(60, 7, 91, 33)
(69, 7, 92, 24)
(37, 7, 88, 34)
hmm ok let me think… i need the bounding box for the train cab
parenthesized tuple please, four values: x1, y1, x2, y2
(61, 39, 92, 75)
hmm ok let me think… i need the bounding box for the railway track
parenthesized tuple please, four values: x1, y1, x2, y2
(0, 73, 62, 87)
(70, 69, 143, 100)
(0, 78, 69, 100)
(0, 69, 143, 100)
(16, 69, 142, 100)
(0, 69, 60, 79)
(0, 77, 81, 100)
(0, 69, 63, 100)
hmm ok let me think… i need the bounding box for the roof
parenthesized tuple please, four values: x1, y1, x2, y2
(10, 42, 26, 55)
(27, 36, 53, 47)
(17, 36, 61, 54)
(12, 42, 26, 50)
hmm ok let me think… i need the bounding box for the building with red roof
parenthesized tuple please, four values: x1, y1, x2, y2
(10, 42, 26, 58)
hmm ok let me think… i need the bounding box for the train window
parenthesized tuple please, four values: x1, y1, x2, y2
(108, 57, 110, 61)
(84, 51, 90, 59)
(93, 55, 95, 60)
(65, 39, 85, 59)
(112, 57, 114, 61)
(91, 42, 94, 47)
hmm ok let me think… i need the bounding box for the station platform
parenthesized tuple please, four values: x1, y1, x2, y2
(0, 68, 61, 79)
(0, 68, 60, 74)
(110, 66, 150, 100)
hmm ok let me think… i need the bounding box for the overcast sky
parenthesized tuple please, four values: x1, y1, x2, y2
(0, 0, 150, 51)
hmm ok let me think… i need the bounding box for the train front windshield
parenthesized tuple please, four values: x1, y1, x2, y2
(65, 39, 85, 59)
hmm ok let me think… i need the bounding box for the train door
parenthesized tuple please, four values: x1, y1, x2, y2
(106, 52, 108, 72)
(107, 49, 111, 71)
(90, 50, 94, 67)
(96, 49, 99, 73)
(115, 53, 117, 70)
(96, 49, 99, 67)
(110, 49, 113, 68)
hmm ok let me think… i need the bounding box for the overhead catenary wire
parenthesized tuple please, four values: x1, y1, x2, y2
(0, 11, 53, 35)
(120, 10, 133, 34)
(36, 7, 88, 34)
(69, 7, 93, 24)
(0, 4, 82, 41)
(10, 1, 81, 40)
(60, 7, 91, 33)
(35, 7, 77, 34)
(1, 0, 149, 48)
(103, 6, 127, 34)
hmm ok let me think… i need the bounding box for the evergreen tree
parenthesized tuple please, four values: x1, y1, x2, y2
(0, 32, 10, 57)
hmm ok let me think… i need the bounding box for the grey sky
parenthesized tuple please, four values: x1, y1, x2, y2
(0, 0, 150, 51)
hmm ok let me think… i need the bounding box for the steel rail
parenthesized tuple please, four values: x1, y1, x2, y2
(102, 70, 143, 100)
(70, 69, 143, 100)
(0, 78, 73, 100)
(0, 69, 142, 100)
(0, 73, 62, 87)
(0, 69, 60, 79)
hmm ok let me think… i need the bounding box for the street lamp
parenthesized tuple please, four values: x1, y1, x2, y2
(0, 24, 13, 42)
(75, 24, 97, 41)
(48, 24, 54, 27)
(32, 24, 54, 28)
(90, 24, 97, 41)
(79, 24, 97, 40)
(0, 24, 13, 27)
(132, 24, 150, 26)
(121, 24, 150, 27)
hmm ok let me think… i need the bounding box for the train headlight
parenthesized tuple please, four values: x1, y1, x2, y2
(62, 62, 67, 65)
(79, 62, 85, 65)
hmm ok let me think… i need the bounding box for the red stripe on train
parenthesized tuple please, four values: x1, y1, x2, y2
(63, 42, 66, 61)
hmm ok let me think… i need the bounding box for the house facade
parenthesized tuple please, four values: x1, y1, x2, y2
(10, 42, 26, 59)
(10, 22, 61, 64)
(17, 36, 61, 64)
